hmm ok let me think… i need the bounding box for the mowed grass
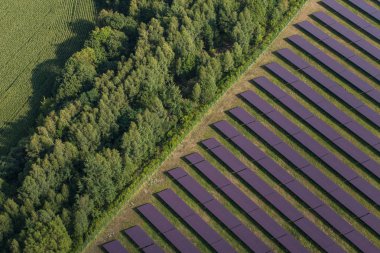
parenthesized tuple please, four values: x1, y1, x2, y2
(0, 0, 96, 155)
(84, 0, 380, 252)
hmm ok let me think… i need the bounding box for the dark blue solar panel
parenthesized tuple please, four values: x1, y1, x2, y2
(231, 225, 271, 253)
(237, 169, 274, 197)
(176, 173, 214, 204)
(296, 21, 330, 41)
(252, 76, 287, 99)
(184, 153, 205, 165)
(124, 226, 155, 249)
(301, 165, 339, 193)
(164, 229, 200, 253)
(286, 181, 324, 209)
(354, 39, 380, 61)
(246, 121, 283, 146)
(222, 184, 259, 213)
(287, 35, 322, 55)
(256, 158, 294, 185)
(142, 244, 165, 253)
(204, 200, 241, 229)
(102, 240, 129, 253)
(360, 214, 380, 236)
(329, 189, 369, 218)
(209, 145, 246, 173)
(248, 209, 287, 239)
(184, 214, 224, 246)
(322, 154, 358, 181)
(157, 189, 194, 219)
(333, 138, 370, 164)
(231, 134, 268, 162)
(213, 120, 241, 139)
(229, 107, 256, 125)
(276, 48, 310, 69)
(314, 205, 354, 235)
(274, 143, 309, 169)
(167, 167, 188, 180)
(137, 204, 174, 233)
(264, 62, 298, 84)
(265, 193, 304, 222)
(239, 91, 275, 114)
(201, 138, 221, 150)
(344, 230, 379, 253)
(350, 178, 380, 206)
(193, 160, 231, 189)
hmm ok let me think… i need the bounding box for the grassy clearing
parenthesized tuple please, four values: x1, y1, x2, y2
(0, 0, 96, 155)
(84, 0, 380, 252)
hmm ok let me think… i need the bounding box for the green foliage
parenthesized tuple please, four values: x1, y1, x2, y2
(0, 0, 307, 252)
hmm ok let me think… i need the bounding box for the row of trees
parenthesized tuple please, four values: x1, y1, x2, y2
(0, 0, 305, 252)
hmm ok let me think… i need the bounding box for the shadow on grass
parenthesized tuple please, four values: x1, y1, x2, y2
(0, 19, 94, 157)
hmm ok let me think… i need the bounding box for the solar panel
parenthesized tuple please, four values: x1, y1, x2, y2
(124, 226, 155, 249)
(211, 240, 238, 253)
(333, 138, 370, 164)
(239, 91, 274, 114)
(177, 175, 214, 204)
(296, 21, 330, 41)
(344, 121, 380, 147)
(323, 38, 355, 58)
(206, 132, 371, 249)
(361, 160, 380, 179)
(184, 153, 204, 165)
(265, 193, 304, 222)
(192, 160, 231, 189)
(287, 35, 322, 55)
(360, 214, 380, 235)
(290, 80, 326, 105)
(355, 105, 380, 127)
(256, 158, 294, 184)
(329, 189, 369, 218)
(229, 107, 256, 125)
(142, 244, 165, 253)
(294, 218, 342, 252)
(312, 11, 380, 60)
(365, 89, 380, 104)
(277, 234, 309, 253)
(314, 205, 354, 235)
(201, 138, 221, 150)
(350, 178, 380, 206)
(167, 167, 188, 180)
(184, 214, 224, 245)
(248, 209, 287, 239)
(294, 132, 329, 158)
(305, 116, 342, 141)
(204, 200, 241, 229)
(275, 143, 309, 169)
(344, 230, 379, 253)
(286, 181, 324, 209)
(264, 62, 298, 84)
(156, 189, 194, 219)
(301, 165, 339, 193)
(322, 154, 358, 181)
(102, 240, 129, 253)
(164, 229, 200, 253)
(210, 145, 246, 173)
(321, 0, 380, 40)
(276, 48, 310, 69)
(347, 56, 380, 82)
(137, 204, 175, 233)
(237, 169, 275, 197)
(170, 169, 269, 252)
(252, 76, 287, 99)
(279, 96, 314, 120)
(266, 110, 302, 135)
(222, 184, 259, 213)
(213, 120, 241, 139)
(347, 0, 378, 16)
(230, 225, 271, 253)
(354, 39, 380, 60)
(246, 121, 283, 146)
(231, 134, 268, 162)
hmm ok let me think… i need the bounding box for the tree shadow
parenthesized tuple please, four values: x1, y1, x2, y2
(0, 19, 95, 156)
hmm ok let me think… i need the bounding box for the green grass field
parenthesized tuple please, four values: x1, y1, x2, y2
(0, 0, 96, 155)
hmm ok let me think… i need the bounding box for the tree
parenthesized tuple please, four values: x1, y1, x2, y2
(23, 213, 71, 253)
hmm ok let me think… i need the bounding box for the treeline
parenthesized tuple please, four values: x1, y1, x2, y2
(0, 0, 305, 252)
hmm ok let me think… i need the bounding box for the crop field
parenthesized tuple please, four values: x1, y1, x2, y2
(86, 0, 379, 252)
(0, 0, 96, 155)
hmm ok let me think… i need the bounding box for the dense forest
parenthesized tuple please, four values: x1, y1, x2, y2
(0, 0, 305, 252)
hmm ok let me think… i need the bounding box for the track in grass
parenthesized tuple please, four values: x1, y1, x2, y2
(0, 0, 96, 155)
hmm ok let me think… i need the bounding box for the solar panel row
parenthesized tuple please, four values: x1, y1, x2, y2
(167, 168, 271, 253)
(156, 189, 236, 253)
(248, 71, 380, 179)
(218, 111, 380, 236)
(285, 36, 380, 103)
(238, 85, 380, 207)
(346, 0, 380, 21)
(296, 21, 380, 82)
(311, 12, 380, 61)
(124, 226, 164, 253)
(102, 240, 129, 253)
(268, 53, 380, 128)
(321, 0, 380, 40)
(262, 61, 380, 151)
(183, 153, 307, 252)
(137, 204, 200, 253)
(201, 138, 378, 252)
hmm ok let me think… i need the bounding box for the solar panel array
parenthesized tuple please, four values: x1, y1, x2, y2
(312, 11, 380, 60)
(321, 0, 380, 40)
(100, 1, 380, 252)
(201, 137, 377, 252)
(345, 0, 380, 21)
